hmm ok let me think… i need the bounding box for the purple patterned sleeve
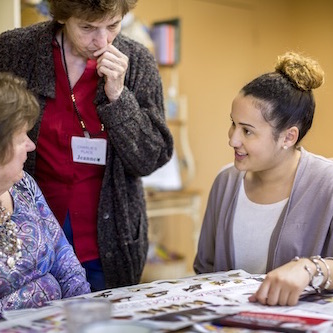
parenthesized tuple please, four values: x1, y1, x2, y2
(49, 220, 92, 298)
(0, 173, 90, 312)
(26, 172, 91, 298)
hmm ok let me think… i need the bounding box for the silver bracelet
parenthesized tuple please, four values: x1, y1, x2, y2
(292, 256, 313, 284)
(310, 255, 332, 290)
(322, 257, 333, 290)
(310, 256, 325, 293)
(304, 264, 313, 284)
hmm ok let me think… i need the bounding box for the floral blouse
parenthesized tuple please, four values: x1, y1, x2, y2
(0, 172, 91, 312)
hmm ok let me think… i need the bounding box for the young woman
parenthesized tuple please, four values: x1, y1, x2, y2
(194, 51, 333, 306)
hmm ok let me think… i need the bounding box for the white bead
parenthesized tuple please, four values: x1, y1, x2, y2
(7, 257, 15, 268)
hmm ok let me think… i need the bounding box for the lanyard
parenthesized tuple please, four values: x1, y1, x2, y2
(61, 31, 104, 138)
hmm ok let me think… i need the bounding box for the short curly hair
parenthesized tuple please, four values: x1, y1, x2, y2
(48, 0, 138, 21)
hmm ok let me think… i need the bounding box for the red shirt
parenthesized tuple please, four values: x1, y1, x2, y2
(35, 39, 107, 263)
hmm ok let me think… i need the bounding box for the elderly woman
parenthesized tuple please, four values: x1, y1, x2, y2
(0, 0, 173, 291)
(0, 72, 90, 312)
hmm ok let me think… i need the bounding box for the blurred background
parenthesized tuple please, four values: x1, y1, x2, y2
(2, 0, 333, 280)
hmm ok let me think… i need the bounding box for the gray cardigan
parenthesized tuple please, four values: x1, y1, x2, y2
(0, 21, 173, 288)
(194, 148, 333, 274)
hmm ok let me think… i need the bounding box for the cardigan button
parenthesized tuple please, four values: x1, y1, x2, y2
(103, 212, 110, 219)
(105, 252, 112, 258)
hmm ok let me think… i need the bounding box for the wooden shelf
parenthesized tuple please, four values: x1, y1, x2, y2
(167, 118, 186, 126)
(145, 189, 202, 255)
(143, 66, 201, 281)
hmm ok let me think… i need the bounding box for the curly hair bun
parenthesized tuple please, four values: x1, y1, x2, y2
(275, 51, 324, 91)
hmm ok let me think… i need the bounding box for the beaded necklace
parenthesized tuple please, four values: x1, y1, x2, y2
(0, 204, 22, 268)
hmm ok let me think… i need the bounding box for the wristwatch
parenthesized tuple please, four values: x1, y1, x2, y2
(309, 256, 325, 292)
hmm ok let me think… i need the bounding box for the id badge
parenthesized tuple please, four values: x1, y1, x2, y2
(71, 136, 107, 165)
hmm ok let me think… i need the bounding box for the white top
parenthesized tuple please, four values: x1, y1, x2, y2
(233, 179, 288, 274)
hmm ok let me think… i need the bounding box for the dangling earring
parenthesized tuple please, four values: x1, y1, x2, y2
(283, 145, 288, 150)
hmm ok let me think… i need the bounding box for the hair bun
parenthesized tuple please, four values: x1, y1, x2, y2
(275, 51, 324, 91)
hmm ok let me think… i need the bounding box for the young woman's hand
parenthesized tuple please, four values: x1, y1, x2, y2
(248, 258, 311, 306)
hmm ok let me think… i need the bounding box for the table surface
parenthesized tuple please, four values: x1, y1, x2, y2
(1, 269, 333, 332)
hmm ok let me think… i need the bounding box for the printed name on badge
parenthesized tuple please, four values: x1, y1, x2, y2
(71, 136, 107, 165)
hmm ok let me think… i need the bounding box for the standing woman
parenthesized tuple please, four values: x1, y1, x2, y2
(0, 72, 90, 312)
(194, 52, 333, 306)
(0, 0, 173, 291)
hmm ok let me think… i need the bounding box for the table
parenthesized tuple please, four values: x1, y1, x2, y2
(1, 270, 333, 332)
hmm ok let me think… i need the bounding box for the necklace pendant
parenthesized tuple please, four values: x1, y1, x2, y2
(0, 202, 22, 268)
(7, 256, 15, 268)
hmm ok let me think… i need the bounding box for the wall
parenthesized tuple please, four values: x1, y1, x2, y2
(288, 0, 333, 156)
(133, 0, 333, 273)
(253, 0, 333, 156)
(0, 0, 20, 33)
